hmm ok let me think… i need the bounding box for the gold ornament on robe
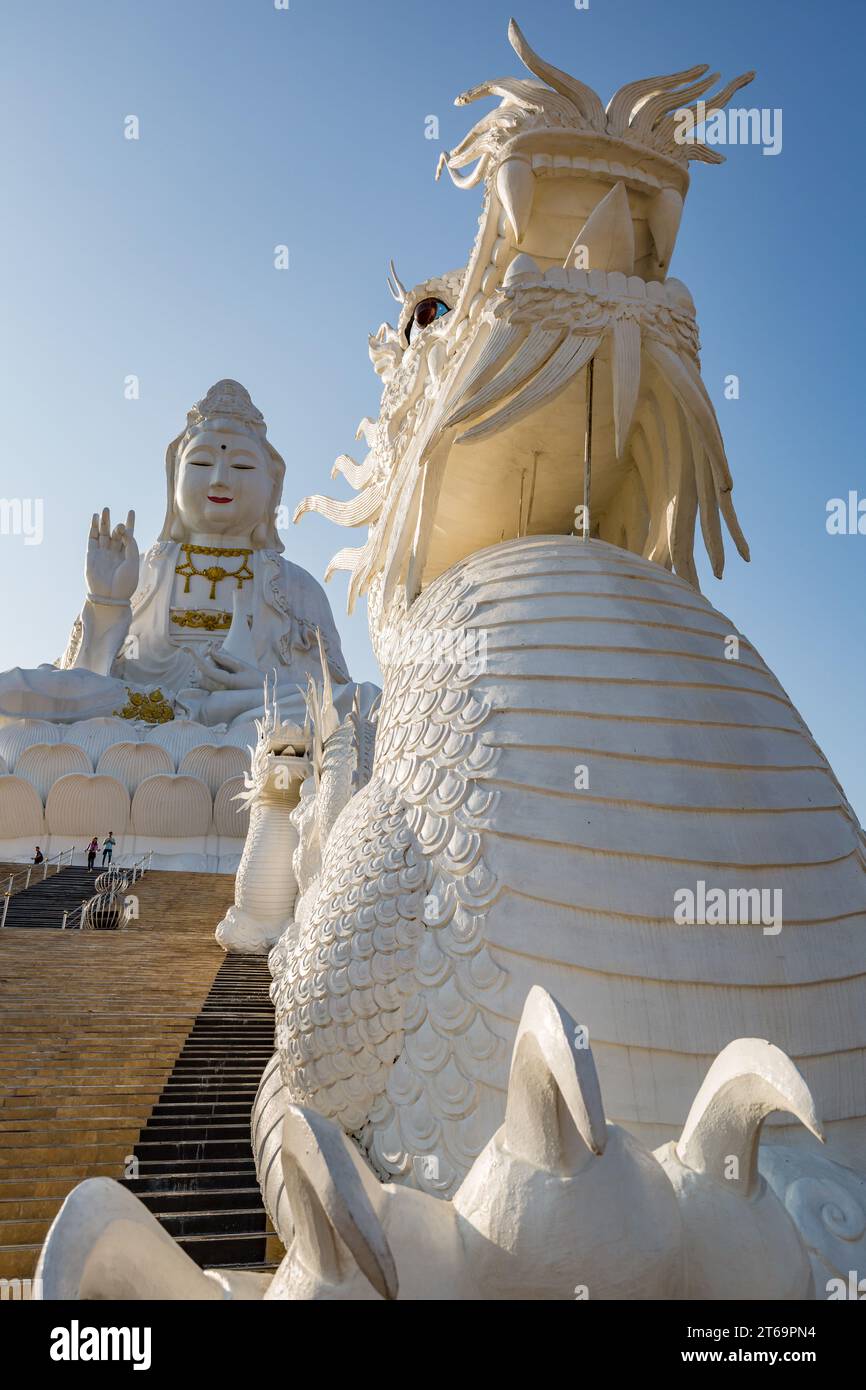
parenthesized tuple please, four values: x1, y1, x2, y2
(114, 688, 175, 724)
(170, 608, 232, 632)
(175, 544, 254, 600)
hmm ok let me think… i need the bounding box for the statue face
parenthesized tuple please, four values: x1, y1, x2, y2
(175, 426, 273, 540)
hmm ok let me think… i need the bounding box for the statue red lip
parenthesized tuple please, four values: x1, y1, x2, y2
(207, 495, 232, 504)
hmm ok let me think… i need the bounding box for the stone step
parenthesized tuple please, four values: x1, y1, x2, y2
(1, 866, 112, 931)
(146, 1109, 254, 1125)
(0, 1197, 65, 1221)
(150, 1208, 268, 1239)
(137, 1187, 264, 1214)
(172, 1230, 275, 1266)
(0, 1203, 269, 1246)
(1, 1141, 141, 1165)
(0, 1104, 161, 1122)
(118, 953, 283, 1271)
(131, 1137, 258, 1162)
(0, 1166, 134, 1190)
(0, 1244, 43, 1279)
(0, 1218, 54, 1245)
(123, 1166, 259, 1192)
(220, 1261, 281, 1273)
(0, 1111, 153, 1130)
(0, 1178, 124, 1200)
(0, 868, 243, 1282)
(131, 1121, 257, 1142)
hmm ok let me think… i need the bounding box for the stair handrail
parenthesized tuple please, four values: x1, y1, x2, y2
(104, 850, 153, 886)
(61, 900, 89, 932)
(2, 845, 76, 912)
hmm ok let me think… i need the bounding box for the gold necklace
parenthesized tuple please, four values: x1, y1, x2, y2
(175, 543, 254, 600)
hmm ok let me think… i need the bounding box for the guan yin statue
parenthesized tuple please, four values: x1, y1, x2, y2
(37, 21, 866, 1300)
(0, 379, 367, 883)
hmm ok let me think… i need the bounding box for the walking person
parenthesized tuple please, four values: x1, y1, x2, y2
(101, 832, 116, 867)
(86, 836, 99, 871)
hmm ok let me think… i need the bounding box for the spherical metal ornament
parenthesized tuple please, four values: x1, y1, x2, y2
(81, 891, 123, 932)
(94, 871, 129, 895)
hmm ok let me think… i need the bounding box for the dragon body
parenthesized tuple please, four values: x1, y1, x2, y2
(264, 536, 866, 1205)
(261, 22, 866, 1204)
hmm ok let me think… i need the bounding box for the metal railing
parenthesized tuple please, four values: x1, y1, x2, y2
(104, 849, 153, 887)
(0, 847, 77, 927)
(2, 846, 76, 899)
(59, 900, 89, 933)
(0, 848, 154, 930)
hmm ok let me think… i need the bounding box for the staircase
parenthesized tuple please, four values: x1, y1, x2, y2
(0, 869, 284, 1289)
(121, 955, 281, 1272)
(2, 866, 99, 930)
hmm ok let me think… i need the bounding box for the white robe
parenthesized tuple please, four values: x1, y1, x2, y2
(0, 542, 357, 728)
(121, 542, 349, 691)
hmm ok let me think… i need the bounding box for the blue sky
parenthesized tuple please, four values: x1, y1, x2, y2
(1, 0, 864, 816)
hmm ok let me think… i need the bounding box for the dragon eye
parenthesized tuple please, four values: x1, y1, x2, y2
(406, 297, 450, 345)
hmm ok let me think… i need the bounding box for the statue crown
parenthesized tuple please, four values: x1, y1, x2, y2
(187, 379, 267, 435)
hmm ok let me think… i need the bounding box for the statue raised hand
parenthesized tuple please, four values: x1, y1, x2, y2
(70, 507, 139, 676)
(85, 507, 139, 603)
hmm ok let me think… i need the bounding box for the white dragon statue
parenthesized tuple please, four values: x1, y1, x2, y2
(36, 19, 866, 1301)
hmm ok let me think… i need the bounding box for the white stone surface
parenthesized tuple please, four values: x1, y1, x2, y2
(35, 1178, 225, 1302)
(95, 742, 174, 795)
(0, 718, 62, 769)
(15, 743, 92, 802)
(179, 743, 247, 796)
(760, 1144, 866, 1296)
(218, 720, 259, 752)
(266, 538, 866, 1194)
(130, 774, 213, 839)
(215, 692, 307, 955)
(143, 718, 217, 766)
(65, 716, 141, 763)
(45, 774, 130, 839)
(212, 775, 250, 839)
(654, 1039, 821, 1299)
(0, 774, 44, 839)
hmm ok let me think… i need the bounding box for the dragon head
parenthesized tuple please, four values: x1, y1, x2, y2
(237, 673, 308, 808)
(296, 20, 754, 658)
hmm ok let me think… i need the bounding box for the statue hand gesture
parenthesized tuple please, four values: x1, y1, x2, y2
(85, 508, 139, 604)
(189, 646, 261, 692)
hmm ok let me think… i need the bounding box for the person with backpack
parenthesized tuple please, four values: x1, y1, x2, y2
(86, 837, 99, 871)
(101, 832, 117, 867)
